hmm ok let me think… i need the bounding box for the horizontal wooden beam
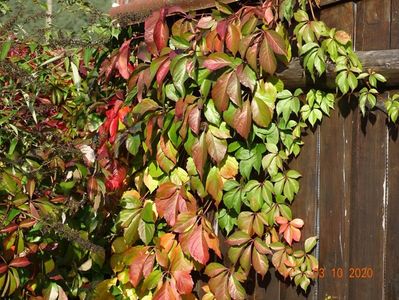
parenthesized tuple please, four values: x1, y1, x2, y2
(277, 49, 399, 90)
(109, 0, 238, 24)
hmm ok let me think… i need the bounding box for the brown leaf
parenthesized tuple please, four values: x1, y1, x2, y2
(9, 257, 31, 268)
(226, 23, 241, 56)
(259, 37, 277, 75)
(188, 105, 201, 135)
(192, 133, 208, 179)
(129, 248, 148, 287)
(211, 71, 233, 112)
(245, 42, 259, 72)
(145, 11, 161, 56)
(206, 130, 227, 164)
(227, 72, 242, 107)
(252, 246, 269, 278)
(233, 100, 252, 139)
(155, 183, 196, 226)
(264, 30, 287, 56)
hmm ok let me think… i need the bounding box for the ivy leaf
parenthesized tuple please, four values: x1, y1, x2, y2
(171, 55, 189, 96)
(228, 273, 246, 300)
(205, 263, 230, 299)
(132, 98, 160, 118)
(154, 17, 169, 52)
(212, 71, 233, 112)
(192, 132, 208, 178)
(227, 72, 242, 106)
(226, 230, 251, 246)
(204, 52, 234, 71)
(226, 23, 241, 56)
(128, 247, 150, 287)
(259, 37, 277, 75)
(206, 130, 227, 164)
(155, 182, 196, 226)
(234, 100, 252, 139)
(264, 30, 287, 56)
(206, 167, 224, 206)
(252, 246, 269, 278)
(138, 219, 155, 245)
(180, 224, 210, 264)
(304, 236, 318, 253)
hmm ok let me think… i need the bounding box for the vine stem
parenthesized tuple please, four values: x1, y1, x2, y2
(308, 0, 318, 21)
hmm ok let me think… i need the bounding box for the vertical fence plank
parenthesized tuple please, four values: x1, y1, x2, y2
(279, 128, 319, 300)
(320, 2, 355, 36)
(318, 100, 354, 300)
(355, 0, 391, 50)
(348, 111, 387, 299)
(386, 127, 399, 299)
(390, 0, 399, 48)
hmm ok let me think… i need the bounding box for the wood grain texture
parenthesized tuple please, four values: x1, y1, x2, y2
(356, 0, 391, 50)
(386, 126, 399, 300)
(391, 0, 399, 48)
(320, 2, 354, 35)
(348, 109, 387, 299)
(318, 99, 354, 300)
(277, 50, 399, 90)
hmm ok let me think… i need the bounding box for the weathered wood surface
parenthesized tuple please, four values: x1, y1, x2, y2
(109, 0, 238, 22)
(277, 50, 399, 90)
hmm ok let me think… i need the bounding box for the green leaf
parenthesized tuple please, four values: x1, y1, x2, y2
(304, 236, 318, 253)
(126, 134, 141, 156)
(142, 270, 162, 291)
(138, 219, 155, 245)
(0, 40, 11, 61)
(171, 55, 189, 96)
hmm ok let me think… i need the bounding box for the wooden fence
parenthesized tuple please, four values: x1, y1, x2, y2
(250, 1, 399, 299)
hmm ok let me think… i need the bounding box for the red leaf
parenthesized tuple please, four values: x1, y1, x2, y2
(105, 165, 127, 191)
(192, 133, 208, 178)
(144, 11, 161, 56)
(9, 257, 31, 268)
(154, 18, 169, 52)
(203, 229, 222, 258)
(216, 19, 228, 41)
(129, 248, 148, 287)
(143, 254, 155, 277)
(117, 39, 132, 80)
(18, 218, 37, 229)
(156, 58, 171, 86)
(180, 224, 209, 265)
(172, 271, 194, 294)
(0, 263, 8, 274)
(259, 37, 277, 75)
(188, 105, 201, 135)
(264, 30, 287, 56)
(153, 281, 178, 300)
(109, 117, 119, 144)
(211, 71, 233, 112)
(145, 116, 157, 154)
(203, 53, 234, 71)
(233, 100, 252, 139)
(0, 223, 18, 234)
(155, 183, 196, 226)
(173, 212, 197, 233)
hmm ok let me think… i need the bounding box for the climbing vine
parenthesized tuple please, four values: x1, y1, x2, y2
(0, 0, 397, 299)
